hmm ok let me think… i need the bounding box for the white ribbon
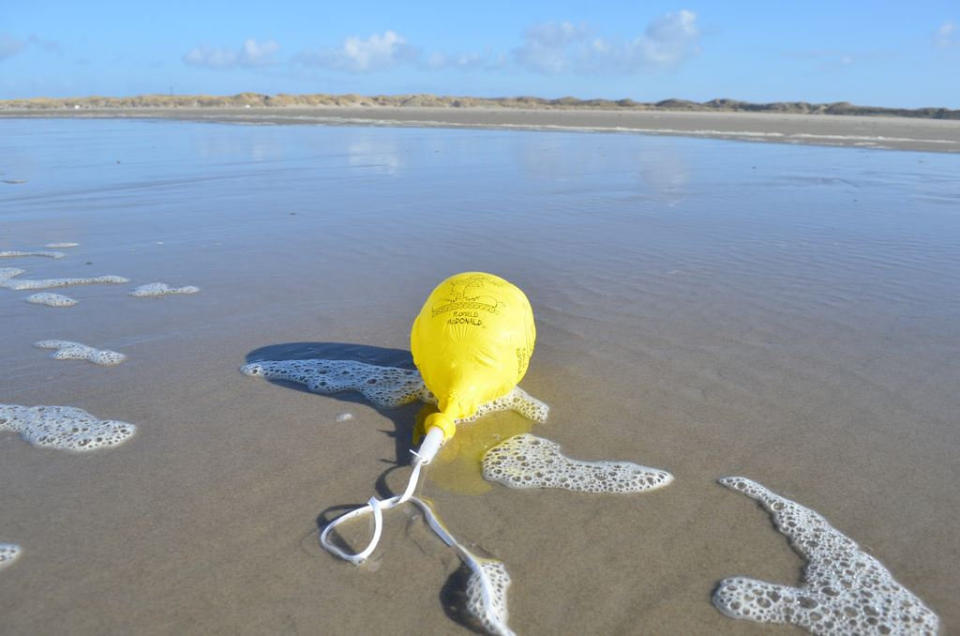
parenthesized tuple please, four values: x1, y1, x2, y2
(319, 454, 426, 564)
(319, 448, 513, 635)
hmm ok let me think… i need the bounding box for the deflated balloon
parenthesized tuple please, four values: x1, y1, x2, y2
(411, 272, 535, 440)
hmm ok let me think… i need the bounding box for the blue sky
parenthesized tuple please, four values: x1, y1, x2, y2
(2, 1, 958, 107)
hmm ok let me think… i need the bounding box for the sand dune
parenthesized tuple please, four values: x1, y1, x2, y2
(1, 93, 958, 119)
(3, 94, 959, 153)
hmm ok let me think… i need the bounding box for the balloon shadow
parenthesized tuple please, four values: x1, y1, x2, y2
(246, 342, 415, 370)
(245, 341, 420, 466)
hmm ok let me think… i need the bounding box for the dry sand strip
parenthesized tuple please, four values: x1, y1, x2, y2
(3, 107, 959, 152)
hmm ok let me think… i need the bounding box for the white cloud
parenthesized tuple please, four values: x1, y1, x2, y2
(183, 38, 279, 69)
(513, 21, 590, 73)
(513, 11, 701, 74)
(296, 30, 418, 72)
(289, 15, 698, 76)
(240, 39, 280, 64)
(636, 10, 701, 67)
(934, 21, 957, 49)
(527, 21, 590, 49)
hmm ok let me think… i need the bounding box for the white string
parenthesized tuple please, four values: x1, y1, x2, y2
(406, 496, 514, 635)
(319, 450, 511, 635)
(319, 455, 426, 564)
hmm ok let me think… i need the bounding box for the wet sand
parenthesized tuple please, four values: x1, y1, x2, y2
(3, 106, 960, 153)
(1, 119, 958, 634)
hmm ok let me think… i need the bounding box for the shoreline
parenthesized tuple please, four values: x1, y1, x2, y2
(3, 106, 960, 152)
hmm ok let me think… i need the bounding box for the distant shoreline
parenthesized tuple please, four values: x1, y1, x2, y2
(1, 93, 958, 119)
(3, 94, 960, 153)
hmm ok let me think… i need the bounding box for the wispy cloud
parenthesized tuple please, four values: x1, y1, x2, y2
(183, 38, 280, 69)
(513, 11, 701, 74)
(784, 47, 900, 73)
(423, 50, 507, 71)
(295, 31, 418, 72)
(513, 22, 591, 73)
(934, 21, 957, 49)
(0, 34, 25, 61)
(0, 34, 61, 61)
(28, 35, 61, 54)
(786, 49, 857, 71)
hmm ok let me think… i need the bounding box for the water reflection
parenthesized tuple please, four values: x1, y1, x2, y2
(194, 126, 289, 162)
(517, 133, 689, 203)
(347, 136, 402, 174)
(637, 146, 689, 205)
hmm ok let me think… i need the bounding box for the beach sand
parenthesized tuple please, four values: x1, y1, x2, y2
(0, 119, 957, 634)
(3, 106, 960, 153)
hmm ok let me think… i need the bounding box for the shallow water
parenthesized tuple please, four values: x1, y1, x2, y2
(1, 118, 958, 634)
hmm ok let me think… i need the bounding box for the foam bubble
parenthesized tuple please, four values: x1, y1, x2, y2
(241, 359, 548, 422)
(713, 477, 939, 635)
(482, 434, 674, 494)
(45, 242, 79, 248)
(465, 557, 513, 636)
(0, 268, 25, 284)
(26, 292, 78, 307)
(336, 412, 355, 423)
(0, 404, 136, 451)
(1, 273, 129, 291)
(422, 387, 549, 424)
(0, 544, 21, 570)
(34, 340, 126, 366)
(0, 250, 64, 259)
(130, 282, 200, 297)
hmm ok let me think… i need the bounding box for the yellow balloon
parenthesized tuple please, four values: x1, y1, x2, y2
(410, 272, 536, 441)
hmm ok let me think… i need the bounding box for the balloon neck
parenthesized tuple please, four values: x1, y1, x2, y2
(414, 425, 445, 465)
(424, 412, 457, 441)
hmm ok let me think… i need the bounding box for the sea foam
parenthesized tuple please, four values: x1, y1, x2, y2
(1, 273, 129, 291)
(26, 292, 77, 307)
(34, 340, 126, 365)
(45, 242, 79, 248)
(0, 544, 21, 570)
(466, 557, 513, 636)
(0, 404, 136, 451)
(241, 359, 548, 423)
(424, 386, 549, 424)
(713, 477, 939, 635)
(130, 282, 200, 297)
(483, 434, 674, 493)
(0, 268, 25, 284)
(0, 250, 64, 259)
(242, 359, 423, 408)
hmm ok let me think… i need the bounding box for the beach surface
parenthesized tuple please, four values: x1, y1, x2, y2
(3, 106, 960, 153)
(1, 119, 958, 634)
